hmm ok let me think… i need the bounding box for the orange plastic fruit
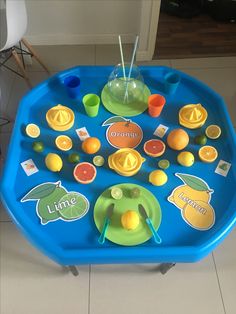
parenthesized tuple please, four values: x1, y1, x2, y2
(198, 145, 218, 163)
(143, 139, 166, 157)
(73, 162, 97, 184)
(55, 135, 73, 151)
(167, 128, 189, 151)
(82, 137, 101, 154)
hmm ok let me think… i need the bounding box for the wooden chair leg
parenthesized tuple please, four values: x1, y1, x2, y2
(11, 49, 32, 88)
(21, 38, 50, 74)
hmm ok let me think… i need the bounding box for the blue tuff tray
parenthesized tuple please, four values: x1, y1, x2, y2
(1, 66, 236, 265)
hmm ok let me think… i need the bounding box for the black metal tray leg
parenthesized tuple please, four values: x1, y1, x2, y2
(159, 263, 176, 274)
(68, 265, 79, 276)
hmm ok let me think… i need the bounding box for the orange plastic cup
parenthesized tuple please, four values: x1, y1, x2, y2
(148, 94, 166, 117)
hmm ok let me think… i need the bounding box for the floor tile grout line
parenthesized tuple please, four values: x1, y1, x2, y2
(212, 253, 227, 314)
(88, 264, 91, 314)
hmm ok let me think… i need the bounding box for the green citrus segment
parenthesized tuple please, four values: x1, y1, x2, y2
(158, 159, 170, 169)
(68, 153, 80, 163)
(111, 187, 123, 200)
(32, 141, 44, 153)
(93, 155, 105, 167)
(25, 123, 40, 138)
(130, 187, 141, 199)
(194, 134, 207, 145)
(58, 192, 89, 220)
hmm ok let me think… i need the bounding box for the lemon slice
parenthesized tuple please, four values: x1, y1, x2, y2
(158, 159, 170, 169)
(55, 135, 73, 151)
(93, 155, 105, 167)
(25, 123, 40, 138)
(198, 145, 218, 163)
(205, 125, 221, 139)
(111, 187, 123, 200)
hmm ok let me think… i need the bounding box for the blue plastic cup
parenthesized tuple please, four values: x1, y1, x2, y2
(164, 72, 180, 95)
(64, 75, 81, 99)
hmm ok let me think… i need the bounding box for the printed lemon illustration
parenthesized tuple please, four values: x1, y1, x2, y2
(182, 200, 215, 230)
(58, 192, 89, 220)
(102, 116, 143, 149)
(121, 210, 140, 230)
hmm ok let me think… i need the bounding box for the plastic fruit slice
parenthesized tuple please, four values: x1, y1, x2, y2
(177, 151, 195, 167)
(198, 145, 218, 163)
(25, 123, 40, 138)
(68, 153, 80, 163)
(130, 187, 141, 199)
(143, 139, 166, 157)
(55, 135, 73, 151)
(73, 162, 97, 184)
(194, 134, 207, 145)
(32, 141, 44, 153)
(158, 159, 170, 169)
(93, 155, 105, 167)
(205, 125, 221, 139)
(58, 192, 89, 220)
(45, 153, 63, 172)
(111, 187, 123, 200)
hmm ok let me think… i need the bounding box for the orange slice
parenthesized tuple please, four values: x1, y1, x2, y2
(25, 123, 40, 138)
(205, 125, 221, 139)
(198, 145, 218, 163)
(55, 135, 73, 151)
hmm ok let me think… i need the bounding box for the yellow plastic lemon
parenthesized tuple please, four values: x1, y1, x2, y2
(149, 170, 168, 186)
(177, 151, 195, 167)
(45, 153, 63, 172)
(121, 210, 140, 230)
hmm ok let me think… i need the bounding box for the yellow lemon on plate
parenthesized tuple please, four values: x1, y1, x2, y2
(149, 170, 168, 186)
(45, 153, 63, 172)
(177, 151, 195, 167)
(121, 210, 140, 230)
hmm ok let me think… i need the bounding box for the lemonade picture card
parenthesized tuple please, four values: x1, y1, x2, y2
(76, 127, 90, 141)
(168, 173, 215, 231)
(21, 159, 39, 176)
(215, 160, 231, 177)
(153, 124, 169, 138)
(21, 181, 89, 225)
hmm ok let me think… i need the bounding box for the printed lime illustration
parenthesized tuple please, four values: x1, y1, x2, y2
(58, 192, 89, 220)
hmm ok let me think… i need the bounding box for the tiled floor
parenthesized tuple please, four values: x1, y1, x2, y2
(0, 45, 235, 314)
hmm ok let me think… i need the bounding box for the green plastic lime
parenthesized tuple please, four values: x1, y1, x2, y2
(58, 192, 89, 220)
(93, 155, 105, 167)
(111, 187, 123, 200)
(158, 159, 170, 170)
(130, 187, 141, 199)
(68, 153, 80, 163)
(32, 141, 44, 153)
(194, 134, 207, 146)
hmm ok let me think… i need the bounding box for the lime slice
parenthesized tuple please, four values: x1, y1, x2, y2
(58, 192, 89, 220)
(158, 159, 170, 169)
(93, 155, 105, 167)
(205, 125, 221, 139)
(111, 187, 123, 200)
(130, 187, 141, 199)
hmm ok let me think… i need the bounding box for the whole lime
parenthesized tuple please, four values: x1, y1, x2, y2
(32, 141, 44, 153)
(68, 153, 80, 163)
(194, 135, 207, 146)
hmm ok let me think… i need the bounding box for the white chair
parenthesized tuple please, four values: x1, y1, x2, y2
(0, 0, 49, 88)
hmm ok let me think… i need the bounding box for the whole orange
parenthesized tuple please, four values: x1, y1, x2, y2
(82, 137, 101, 154)
(167, 128, 189, 151)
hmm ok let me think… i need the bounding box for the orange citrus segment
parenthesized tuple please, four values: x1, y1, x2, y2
(198, 145, 218, 163)
(25, 123, 40, 138)
(205, 125, 221, 139)
(55, 135, 73, 151)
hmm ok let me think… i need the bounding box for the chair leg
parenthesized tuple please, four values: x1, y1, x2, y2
(21, 38, 50, 74)
(11, 49, 32, 88)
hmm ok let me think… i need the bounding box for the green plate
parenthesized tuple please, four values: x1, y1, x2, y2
(94, 184, 162, 246)
(101, 84, 151, 117)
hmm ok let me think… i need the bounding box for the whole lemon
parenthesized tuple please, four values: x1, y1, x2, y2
(149, 170, 168, 186)
(121, 210, 140, 230)
(45, 153, 63, 172)
(177, 151, 195, 167)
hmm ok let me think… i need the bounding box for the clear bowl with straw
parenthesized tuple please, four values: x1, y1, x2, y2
(107, 63, 145, 104)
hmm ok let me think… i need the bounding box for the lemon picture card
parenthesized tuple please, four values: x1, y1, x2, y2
(21, 181, 89, 225)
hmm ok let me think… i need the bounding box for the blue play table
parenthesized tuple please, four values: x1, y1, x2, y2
(1, 66, 236, 275)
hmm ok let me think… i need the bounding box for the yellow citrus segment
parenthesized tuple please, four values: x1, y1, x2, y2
(205, 125, 221, 139)
(55, 135, 73, 151)
(198, 145, 218, 163)
(25, 123, 40, 138)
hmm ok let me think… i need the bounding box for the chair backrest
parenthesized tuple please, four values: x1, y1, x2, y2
(0, 0, 27, 52)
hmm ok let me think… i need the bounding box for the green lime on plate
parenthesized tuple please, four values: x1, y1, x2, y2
(58, 192, 89, 220)
(68, 153, 80, 163)
(111, 187, 123, 200)
(130, 187, 141, 199)
(32, 141, 44, 153)
(194, 134, 207, 145)
(158, 159, 170, 169)
(93, 155, 105, 167)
